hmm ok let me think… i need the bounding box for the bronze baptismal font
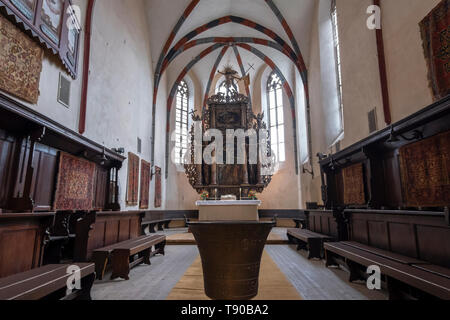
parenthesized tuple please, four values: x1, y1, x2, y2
(184, 66, 276, 300)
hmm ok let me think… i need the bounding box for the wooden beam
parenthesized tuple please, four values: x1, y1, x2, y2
(79, 0, 96, 134)
(374, 0, 392, 125)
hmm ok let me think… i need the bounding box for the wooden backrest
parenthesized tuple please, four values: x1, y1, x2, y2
(74, 211, 144, 261)
(143, 211, 164, 222)
(307, 210, 339, 239)
(0, 213, 54, 278)
(346, 209, 450, 268)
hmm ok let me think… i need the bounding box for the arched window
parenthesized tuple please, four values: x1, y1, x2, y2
(331, 0, 344, 140)
(267, 72, 285, 163)
(174, 80, 189, 164)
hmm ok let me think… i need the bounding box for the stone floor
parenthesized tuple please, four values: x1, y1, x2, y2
(91, 228, 387, 300)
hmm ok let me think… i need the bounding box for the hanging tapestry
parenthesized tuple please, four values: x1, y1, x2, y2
(420, 0, 450, 100)
(54, 152, 95, 211)
(139, 160, 151, 209)
(0, 13, 43, 104)
(342, 163, 366, 205)
(154, 166, 162, 208)
(399, 131, 450, 207)
(126, 152, 139, 206)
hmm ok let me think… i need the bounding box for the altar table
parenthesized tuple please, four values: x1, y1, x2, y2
(195, 200, 261, 221)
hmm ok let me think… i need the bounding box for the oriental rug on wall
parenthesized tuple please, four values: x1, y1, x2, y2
(399, 131, 450, 207)
(139, 160, 151, 209)
(342, 163, 366, 205)
(154, 166, 162, 208)
(54, 152, 95, 211)
(420, 0, 450, 101)
(0, 13, 43, 104)
(126, 152, 140, 206)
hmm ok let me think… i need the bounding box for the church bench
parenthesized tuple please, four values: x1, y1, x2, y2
(287, 228, 334, 259)
(324, 242, 450, 300)
(141, 211, 182, 234)
(92, 235, 166, 280)
(324, 209, 450, 299)
(73, 211, 144, 262)
(293, 218, 306, 229)
(141, 219, 172, 234)
(286, 210, 341, 259)
(111, 235, 166, 280)
(0, 263, 95, 300)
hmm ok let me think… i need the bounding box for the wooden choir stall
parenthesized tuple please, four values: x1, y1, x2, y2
(293, 95, 450, 300)
(0, 93, 167, 299)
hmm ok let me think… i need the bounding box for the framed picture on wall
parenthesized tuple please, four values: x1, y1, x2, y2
(10, 0, 37, 20)
(39, 0, 64, 44)
(0, 0, 81, 78)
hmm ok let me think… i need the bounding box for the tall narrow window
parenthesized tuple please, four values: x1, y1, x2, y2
(331, 0, 344, 139)
(175, 80, 189, 164)
(267, 72, 285, 163)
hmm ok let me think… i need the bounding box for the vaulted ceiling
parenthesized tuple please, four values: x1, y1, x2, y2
(146, 0, 315, 99)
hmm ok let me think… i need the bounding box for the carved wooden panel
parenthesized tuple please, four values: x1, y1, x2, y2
(399, 131, 450, 207)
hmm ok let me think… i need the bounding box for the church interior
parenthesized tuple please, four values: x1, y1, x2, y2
(0, 0, 449, 302)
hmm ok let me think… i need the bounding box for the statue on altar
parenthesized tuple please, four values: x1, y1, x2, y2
(184, 66, 275, 200)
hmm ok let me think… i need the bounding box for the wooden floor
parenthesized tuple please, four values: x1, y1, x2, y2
(91, 228, 386, 300)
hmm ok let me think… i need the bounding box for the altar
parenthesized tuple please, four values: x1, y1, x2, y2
(196, 200, 261, 221)
(184, 66, 274, 201)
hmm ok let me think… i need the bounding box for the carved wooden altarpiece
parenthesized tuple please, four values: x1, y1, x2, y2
(184, 67, 274, 199)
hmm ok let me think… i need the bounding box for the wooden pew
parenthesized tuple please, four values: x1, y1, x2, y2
(287, 228, 333, 259)
(0, 213, 54, 278)
(0, 263, 95, 300)
(92, 235, 166, 280)
(324, 209, 450, 300)
(73, 211, 144, 262)
(286, 210, 341, 259)
(141, 211, 188, 234)
(111, 235, 166, 280)
(142, 219, 171, 234)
